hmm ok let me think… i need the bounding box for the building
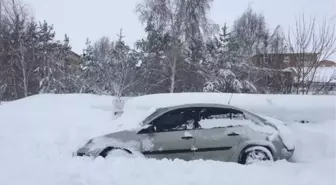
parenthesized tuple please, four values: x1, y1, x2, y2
(250, 53, 316, 93)
(251, 53, 336, 94)
(252, 53, 318, 69)
(283, 66, 336, 94)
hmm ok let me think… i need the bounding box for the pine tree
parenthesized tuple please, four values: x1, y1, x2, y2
(80, 38, 106, 94)
(109, 29, 139, 97)
(38, 22, 74, 94)
(202, 24, 257, 93)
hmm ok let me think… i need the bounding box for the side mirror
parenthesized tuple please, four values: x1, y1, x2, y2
(138, 125, 156, 134)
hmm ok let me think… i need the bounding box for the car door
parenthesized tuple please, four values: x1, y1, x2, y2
(192, 107, 245, 161)
(137, 108, 198, 161)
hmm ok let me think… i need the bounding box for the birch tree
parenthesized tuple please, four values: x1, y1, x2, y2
(3, 0, 31, 97)
(136, 0, 216, 93)
(232, 6, 268, 59)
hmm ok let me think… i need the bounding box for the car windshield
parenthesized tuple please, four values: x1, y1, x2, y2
(141, 108, 168, 126)
(243, 111, 267, 126)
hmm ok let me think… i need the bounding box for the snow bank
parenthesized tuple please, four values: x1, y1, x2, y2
(289, 120, 336, 162)
(0, 94, 117, 153)
(0, 94, 335, 185)
(257, 114, 296, 150)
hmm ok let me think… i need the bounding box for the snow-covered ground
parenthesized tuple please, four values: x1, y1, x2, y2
(0, 93, 335, 185)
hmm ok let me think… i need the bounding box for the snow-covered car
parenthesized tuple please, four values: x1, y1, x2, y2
(75, 102, 295, 164)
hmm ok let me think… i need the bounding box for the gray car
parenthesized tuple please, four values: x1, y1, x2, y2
(75, 103, 295, 164)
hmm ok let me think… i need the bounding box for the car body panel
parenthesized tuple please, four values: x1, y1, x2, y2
(138, 131, 196, 160)
(76, 103, 295, 162)
(191, 127, 243, 161)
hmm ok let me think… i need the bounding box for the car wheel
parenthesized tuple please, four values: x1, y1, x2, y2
(240, 146, 274, 165)
(99, 147, 132, 158)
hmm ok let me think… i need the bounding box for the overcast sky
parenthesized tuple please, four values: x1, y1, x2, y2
(23, 0, 335, 58)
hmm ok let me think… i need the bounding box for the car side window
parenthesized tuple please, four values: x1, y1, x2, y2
(197, 107, 246, 129)
(150, 108, 198, 132)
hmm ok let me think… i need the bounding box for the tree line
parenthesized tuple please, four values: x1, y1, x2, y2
(1, 0, 335, 101)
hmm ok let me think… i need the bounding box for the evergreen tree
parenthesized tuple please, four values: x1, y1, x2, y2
(202, 24, 257, 93)
(80, 30, 140, 96)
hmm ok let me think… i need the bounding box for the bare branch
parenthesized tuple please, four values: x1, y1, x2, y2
(286, 13, 336, 94)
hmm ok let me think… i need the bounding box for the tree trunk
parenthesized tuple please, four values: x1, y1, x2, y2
(20, 50, 28, 97)
(170, 56, 176, 93)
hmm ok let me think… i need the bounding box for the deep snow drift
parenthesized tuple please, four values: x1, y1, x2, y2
(0, 93, 335, 185)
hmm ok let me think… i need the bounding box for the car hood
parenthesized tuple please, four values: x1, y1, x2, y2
(83, 130, 142, 153)
(257, 114, 296, 150)
(82, 130, 156, 154)
(103, 130, 139, 141)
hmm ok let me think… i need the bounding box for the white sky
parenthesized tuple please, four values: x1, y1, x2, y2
(23, 0, 336, 59)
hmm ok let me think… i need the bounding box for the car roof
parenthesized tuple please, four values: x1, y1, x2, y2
(123, 93, 235, 110)
(160, 103, 242, 110)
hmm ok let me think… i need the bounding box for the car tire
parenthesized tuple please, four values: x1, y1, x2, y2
(240, 146, 274, 165)
(99, 147, 132, 158)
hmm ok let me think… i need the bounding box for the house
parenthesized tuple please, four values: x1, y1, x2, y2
(252, 53, 318, 69)
(63, 51, 82, 73)
(66, 51, 81, 65)
(283, 66, 336, 94)
(250, 53, 317, 93)
(251, 53, 336, 94)
(248, 67, 294, 94)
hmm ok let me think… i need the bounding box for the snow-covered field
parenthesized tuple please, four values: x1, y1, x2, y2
(0, 93, 335, 185)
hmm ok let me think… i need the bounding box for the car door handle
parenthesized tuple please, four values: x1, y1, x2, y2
(181, 136, 193, 140)
(227, 132, 239, 136)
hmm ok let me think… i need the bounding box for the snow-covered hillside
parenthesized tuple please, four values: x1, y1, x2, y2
(0, 94, 335, 185)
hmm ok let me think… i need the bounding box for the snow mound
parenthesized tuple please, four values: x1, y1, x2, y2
(289, 120, 336, 162)
(257, 114, 296, 150)
(0, 94, 335, 185)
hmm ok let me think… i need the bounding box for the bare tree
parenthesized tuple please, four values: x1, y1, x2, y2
(286, 14, 336, 94)
(2, 0, 32, 97)
(232, 6, 268, 59)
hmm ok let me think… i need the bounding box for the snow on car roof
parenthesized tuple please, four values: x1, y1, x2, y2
(121, 92, 336, 125)
(115, 93, 234, 131)
(123, 92, 335, 111)
(124, 93, 233, 110)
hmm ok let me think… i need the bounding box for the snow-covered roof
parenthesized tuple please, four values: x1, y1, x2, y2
(309, 67, 336, 83)
(281, 67, 294, 72)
